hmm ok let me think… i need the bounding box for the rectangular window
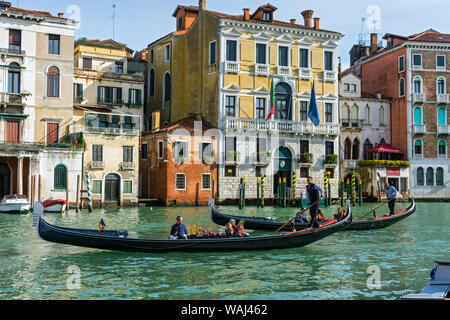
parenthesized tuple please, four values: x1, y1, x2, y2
(83, 57, 92, 69)
(123, 181, 132, 194)
(398, 56, 405, 72)
(210, 41, 217, 65)
(141, 143, 148, 159)
(413, 54, 422, 68)
(8, 29, 21, 53)
(92, 180, 102, 194)
(256, 43, 267, 64)
(278, 46, 288, 66)
(300, 167, 309, 178)
(48, 34, 60, 55)
(8, 70, 20, 94)
(255, 98, 266, 119)
(165, 45, 170, 61)
(324, 51, 333, 71)
(129, 88, 142, 106)
(173, 141, 188, 159)
(150, 50, 154, 64)
(299, 101, 308, 121)
(437, 55, 446, 70)
(400, 177, 408, 192)
(256, 137, 267, 154)
(178, 17, 183, 30)
(47, 73, 60, 97)
(262, 11, 272, 21)
(123, 146, 133, 163)
(225, 96, 236, 117)
(92, 145, 103, 162)
(350, 84, 356, 92)
(74, 83, 83, 100)
(158, 141, 164, 159)
(224, 165, 236, 177)
(326, 168, 335, 179)
(226, 40, 237, 62)
(202, 174, 211, 190)
(344, 83, 349, 91)
(115, 61, 124, 73)
(299, 48, 309, 68)
(325, 103, 333, 123)
(225, 136, 237, 162)
(201, 142, 213, 160)
(325, 141, 334, 155)
(175, 174, 186, 190)
(300, 140, 309, 155)
(46, 122, 59, 145)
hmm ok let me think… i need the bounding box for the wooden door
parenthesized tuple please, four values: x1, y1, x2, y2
(105, 173, 120, 202)
(46, 123, 59, 145)
(6, 121, 19, 143)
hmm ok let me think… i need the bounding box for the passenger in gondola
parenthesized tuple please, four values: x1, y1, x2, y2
(334, 207, 346, 221)
(295, 212, 309, 224)
(306, 176, 323, 228)
(235, 220, 249, 237)
(224, 220, 234, 236)
(169, 216, 189, 240)
(317, 210, 327, 222)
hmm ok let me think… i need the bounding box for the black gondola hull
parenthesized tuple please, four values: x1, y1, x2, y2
(37, 211, 352, 253)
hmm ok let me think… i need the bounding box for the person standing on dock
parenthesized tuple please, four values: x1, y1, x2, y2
(306, 176, 323, 228)
(385, 183, 398, 216)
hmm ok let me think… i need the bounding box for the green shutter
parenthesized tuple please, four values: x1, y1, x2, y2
(54, 164, 67, 190)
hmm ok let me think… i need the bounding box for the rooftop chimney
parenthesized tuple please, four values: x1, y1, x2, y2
(370, 33, 378, 55)
(57, 12, 64, 18)
(313, 17, 320, 30)
(243, 8, 250, 21)
(290, 19, 296, 25)
(301, 10, 314, 28)
(199, 0, 206, 11)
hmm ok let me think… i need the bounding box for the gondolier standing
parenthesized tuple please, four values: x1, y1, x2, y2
(385, 182, 398, 216)
(306, 176, 323, 228)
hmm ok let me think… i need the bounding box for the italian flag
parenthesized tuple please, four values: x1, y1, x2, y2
(267, 77, 275, 120)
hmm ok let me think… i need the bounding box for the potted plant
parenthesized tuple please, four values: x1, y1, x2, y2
(300, 152, 313, 164)
(176, 154, 185, 164)
(325, 154, 338, 165)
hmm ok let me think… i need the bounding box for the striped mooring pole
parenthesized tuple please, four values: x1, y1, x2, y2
(351, 171, 356, 206)
(282, 177, 287, 208)
(242, 177, 246, 209)
(257, 178, 260, 208)
(292, 171, 297, 207)
(86, 172, 93, 212)
(278, 177, 282, 206)
(261, 174, 265, 208)
(323, 171, 328, 207)
(328, 176, 331, 207)
(346, 179, 351, 201)
(340, 178, 344, 207)
(359, 178, 363, 206)
(212, 174, 215, 200)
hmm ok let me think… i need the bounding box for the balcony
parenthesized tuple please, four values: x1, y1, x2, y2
(298, 68, 312, 80)
(224, 61, 239, 73)
(438, 125, 450, 134)
(0, 47, 26, 57)
(254, 64, 269, 76)
(90, 161, 105, 169)
(413, 124, 426, 134)
(73, 95, 84, 103)
(97, 97, 124, 106)
(341, 119, 365, 130)
(1, 92, 23, 105)
(324, 70, 336, 82)
(251, 151, 271, 166)
(225, 118, 340, 136)
(437, 94, 449, 104)
(413, 93, 425, 103)
(344, 160, 358, 169)
(120, 161, 135, 170)
(277, 66, 291, 76)
(297, 153, 313, 165)
(224, 150, 240, 164)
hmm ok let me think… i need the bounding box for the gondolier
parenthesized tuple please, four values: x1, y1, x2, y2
(385, 182, 398, 216)
(306, 176, 323, 228)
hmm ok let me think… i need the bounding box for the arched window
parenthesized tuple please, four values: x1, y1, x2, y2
(351, 104, 358, 127)
(274, 82, 292, 120)
(47, 66, 60, 97)
(414, 107, 422, 125)
(426, 167, 434, 186)
(352, 138, 360, 160)
(54, 164, 67, 190)
(344, 138, 351, 160)
(149, 68, 155, 97)
(342, 104, 350, 126)
(163, 72, 171, 102)
(414, 140, 423, 157)
(417, 167, 424, 186)
(436, 167, 444, 186)
(364, 105, 370, 124)
(363, 139, 373, 160)
(438, 140, 447, 158)
(8, 62, 20, 94)
(437, 77, 446, 94)
(413, 76, 422, 93)
(399, 78, 405, 97)
(379, 106, 385, 125)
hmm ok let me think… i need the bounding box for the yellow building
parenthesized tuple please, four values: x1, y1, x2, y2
(146, 1, 344, 202)
(71, 39, 145, 207)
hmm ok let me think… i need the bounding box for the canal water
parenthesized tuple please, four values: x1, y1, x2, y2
(0, 201, 448, 300)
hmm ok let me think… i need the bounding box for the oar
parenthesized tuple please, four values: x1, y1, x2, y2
(357, 197, 396, 221)
(271, 199, 321, 234)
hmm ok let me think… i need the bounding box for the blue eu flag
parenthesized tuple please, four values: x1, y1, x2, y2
(308, 82, 320, 126)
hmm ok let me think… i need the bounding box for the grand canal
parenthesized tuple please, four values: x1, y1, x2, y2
(0, 201, 448, 300)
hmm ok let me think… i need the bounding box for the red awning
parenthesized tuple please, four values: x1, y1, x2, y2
(364, 143, 404, 154)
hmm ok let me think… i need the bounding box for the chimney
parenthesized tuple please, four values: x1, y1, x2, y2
(301, 10, 314, 28)
(370, 33, 378, 55)
(57, 12, 64, 18)
(290, 19, 296, 25)
(199, 0, 206, 11)
(313, 17, 320, 30)
(243, 8, 250, 21)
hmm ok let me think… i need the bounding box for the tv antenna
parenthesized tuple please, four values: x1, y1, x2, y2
(112, 4, 116, 40)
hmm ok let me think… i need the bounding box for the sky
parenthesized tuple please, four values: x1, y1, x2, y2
(12, 0, 450, 69)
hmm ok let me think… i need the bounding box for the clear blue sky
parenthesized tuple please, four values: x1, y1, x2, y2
(13, 0, 450, 68)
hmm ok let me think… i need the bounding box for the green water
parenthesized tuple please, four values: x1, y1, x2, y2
(0, 202, 448, 300)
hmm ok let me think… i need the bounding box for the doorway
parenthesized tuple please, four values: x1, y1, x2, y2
(274, 147, 292, 196)
(105, 173, 120, 203)
(0, 163, 11, 198)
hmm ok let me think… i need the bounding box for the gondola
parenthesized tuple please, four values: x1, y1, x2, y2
(36, 202, 352, 253)
(211, 198, 415, 232)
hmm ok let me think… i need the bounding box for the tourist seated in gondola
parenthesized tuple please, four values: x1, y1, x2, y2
(333, 207, 346, 221)
(295, 212, 309, 224)
(169, 216, 188, 240)
(235, 220, 249, 237)
(317, 210, 327, 222)
(224, 220, 235, 236)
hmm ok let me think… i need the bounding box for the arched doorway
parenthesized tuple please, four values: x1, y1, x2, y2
(0, 163, 11, 198)
(105, 173, 120, 203)
(274, 147, 292, 196)
(274, 82, 292, 120)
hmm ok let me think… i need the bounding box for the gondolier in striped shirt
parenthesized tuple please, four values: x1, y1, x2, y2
(385, 182, 398, 216)
(306, 176, 323, 228)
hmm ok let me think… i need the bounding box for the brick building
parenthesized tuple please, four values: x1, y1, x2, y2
(355, 29, 449, 198)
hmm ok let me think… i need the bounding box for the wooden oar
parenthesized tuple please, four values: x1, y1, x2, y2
(271, 199, 321, 234)
(357, 197, 396, 221)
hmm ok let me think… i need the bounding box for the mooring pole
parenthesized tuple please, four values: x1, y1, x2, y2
(257, 178, 260, 208)
(340, 177, 344, 207)
(346, 179, 350, 201)
(86, 172, 92, 212)
(359, 178, 363, 206)
(352, 171, 356, 206)
(242, 176, 246, 209)
(324, 171, 328, 207)
(261, 174, 265, 208)
(212, 174, 215, 200)
(65, 171, 69, 212)
(328, 176, 331, 207)
(282, 177, 286, 208)
(278, 177, 282, 207)
(292, 171, 296, 207)
(76, 174, 80, 213)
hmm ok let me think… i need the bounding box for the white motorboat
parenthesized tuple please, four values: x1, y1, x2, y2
(42, 199, 67, 213)
(402, 261, 450, 300)
(0, 194, 31, 214)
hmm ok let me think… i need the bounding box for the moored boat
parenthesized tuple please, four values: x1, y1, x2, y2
(401, 261, 450, 300)
(211, 198, 415, 232)
(42, 199, 67, 213)
(0, 194, 31, 214)
(36, 200, 352, 253)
